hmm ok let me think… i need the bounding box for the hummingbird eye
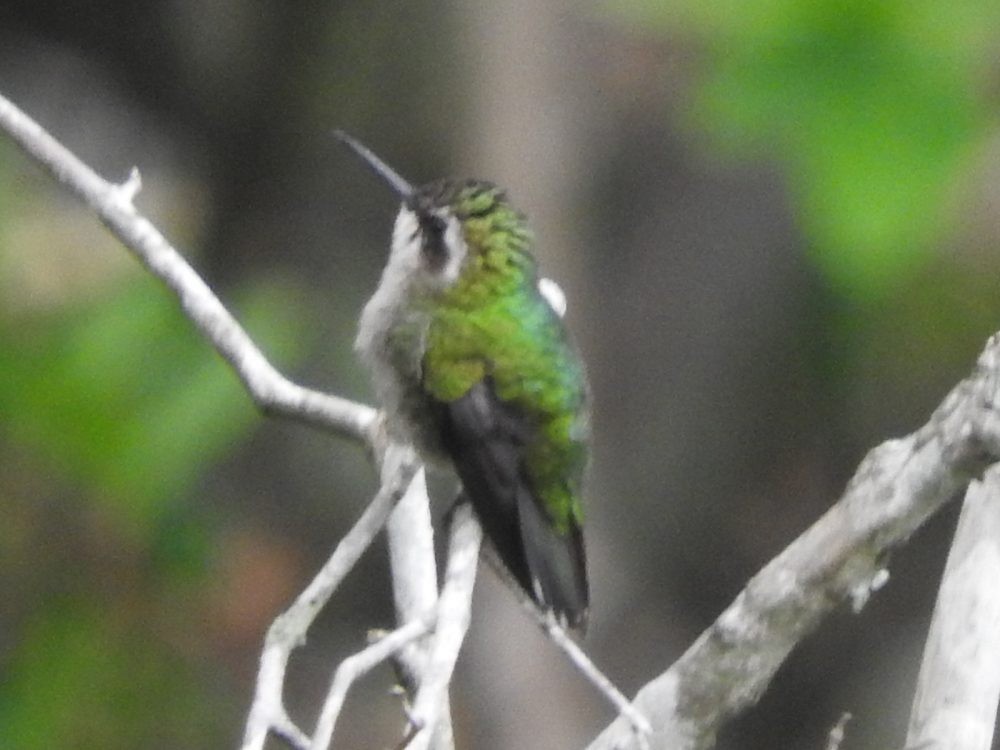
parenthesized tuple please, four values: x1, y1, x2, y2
(418, 213, 449, 270)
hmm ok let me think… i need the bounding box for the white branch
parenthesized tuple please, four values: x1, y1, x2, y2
(12, 84, 1000, 750)
(310, 615, 435, 750)
(385, 458, 439, 685)
(905, 466, 1000, 750)
(825, 712, 852, 750)
(589, 334, 1000, 750)
(383, 457, 455, 749)
(480, 547, 651, 743)
(527, 610, 651, 746)
(1, 88, 467, 750)
(0, 91, 375, 441)
(307, 500, 477, 750)
(0, 89, 437, 748)
(405, 504, 483, 750)
(241, 454, 420, 750)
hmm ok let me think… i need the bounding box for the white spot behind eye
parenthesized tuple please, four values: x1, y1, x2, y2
(538, 277, 567, 317)
(439, 215, 467, 284)
(389, 208, 467, 289)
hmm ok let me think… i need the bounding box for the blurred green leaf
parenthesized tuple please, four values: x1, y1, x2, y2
(0, 599, 227, 750)
(608, 0, 1000, 298)
(0, 272, 311, 532)
(0, 135, 315, 748)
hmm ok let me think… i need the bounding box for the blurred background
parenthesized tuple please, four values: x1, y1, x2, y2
(1, 1, 999, 748)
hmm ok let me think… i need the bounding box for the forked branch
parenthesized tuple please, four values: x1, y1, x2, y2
(8, 87, 996, 750)
(589, 335, 1000, 749)
(0, 91, 633, 750)
(0, 92, 375, 442)
(241, 451, 421, 750)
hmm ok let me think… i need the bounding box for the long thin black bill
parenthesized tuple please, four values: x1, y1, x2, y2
(333, 130, 413, 198)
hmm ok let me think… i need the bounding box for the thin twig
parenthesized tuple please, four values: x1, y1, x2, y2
(533, 612, 651, 747)
(589, 334, 1000, 749)
(310, 615, 436, 750)
(16, 85, 996, 750)
(405, 504, 483, 750)
(241, 455, 420, 750)
(0, 89, 442, 749)
(273, 715, 312, 750)
(480, 548, 651, 744)
(0, 91, 375, 441)
(383, 457, 454, 750)
(384, 457, 439, 687)
(825, 712, 852, 750)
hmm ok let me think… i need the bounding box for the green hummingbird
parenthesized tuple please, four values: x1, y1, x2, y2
(337, 132, 589, 629)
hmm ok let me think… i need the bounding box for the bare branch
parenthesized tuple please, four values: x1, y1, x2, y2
(0, 91, 375, 442)
(480, 548, 651, 743)
(16, 83, 1000, 750)
(905, 466, 1000, 750)
(310, 616, 435, 750)
(825, 712, 852, 750)
(529, 611, 651, 747)
(0, 88, 465, 750)
(0, 88, 445, 747)
(241, 453, 420, 750)
(406, 504, 483, 750)
(588, 334, 1000, 750)
(272, 716, 312, 750)
(385, 465, 439, 686)
(384, 463, 455, 750)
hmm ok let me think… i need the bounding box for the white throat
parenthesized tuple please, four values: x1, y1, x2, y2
(387, 206, 468, 290)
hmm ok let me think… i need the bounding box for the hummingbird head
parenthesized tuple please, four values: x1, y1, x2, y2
(335, 131, 535, 299)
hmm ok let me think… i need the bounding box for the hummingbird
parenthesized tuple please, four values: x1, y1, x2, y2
(337, 132, 589, 629)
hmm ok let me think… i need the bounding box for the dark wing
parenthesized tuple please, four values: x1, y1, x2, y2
(432, 379, 589, 628)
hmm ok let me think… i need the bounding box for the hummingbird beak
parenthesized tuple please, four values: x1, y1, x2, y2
(333, 130, 413, 199)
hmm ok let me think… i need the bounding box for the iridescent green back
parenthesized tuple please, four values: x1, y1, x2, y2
(417, 181, 588, 533)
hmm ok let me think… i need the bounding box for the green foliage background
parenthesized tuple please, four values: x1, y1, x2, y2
(0, 145, 312, 746)
(0, 1, 998, 748)
(620, 0, 1000, 298)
